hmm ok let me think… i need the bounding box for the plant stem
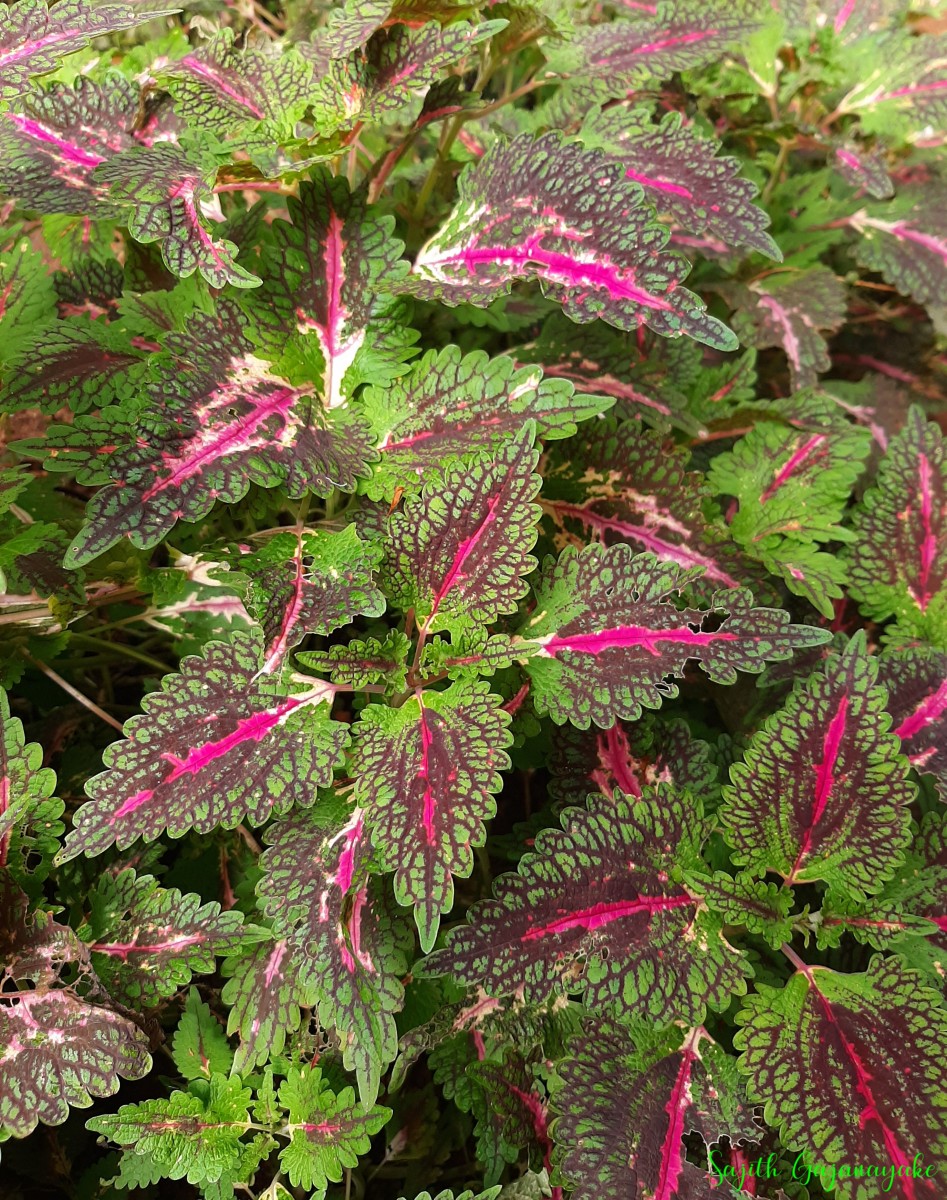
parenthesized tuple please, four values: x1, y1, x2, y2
(22, 652, 123, 732)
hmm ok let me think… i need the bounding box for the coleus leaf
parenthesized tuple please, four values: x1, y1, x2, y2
(0, 0, 178, 100)
(735, 954, 947, 1200)
(0, 239, 57, 368)
(548, 714, 720, 813)
(79, 868, 261, 1006)
(832, 143, 894, 200)
(0, 685, 61, 882)
(298, 630, 410, 693)
(540, 415, 758, 594)
(221, 936, 312, 1072)
(172, 986, 233, 1082)
(846, 406, 947, 646)
(708, 400, 871, 616)
(424, 786, 748, 1024)
(0, 75, 138, 216)
(880, 646, 947, 798)
(277, 1067, 390, 1192)
(467, 1053, 551, 1182)
(56, 630, 348, 861)
(361, 345, 609, 500)
(721, 634, 913, 896)
(245, 172, 409, 410)
(87, 1074, 254, 1187)
(728, 267, 848, 390)
(552, 1017, 756, 1200)
(0, 878, 152, 1138)
(841, 29, 947, 135)
(93, 144, 261, 289)
(241, 525, 386, 676)
(403, 132, 738, 351)
(352, 681, 512, 952)
(519, 546, 828, 728)
(32, 300, 374, 566)
(382, 424, 541, 632)
(583, 105, 781, 260)
(257, 804, 413, 1104)
(850, 192, 947, 311)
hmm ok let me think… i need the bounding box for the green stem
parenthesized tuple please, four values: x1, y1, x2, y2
(69, 633, 174, 674)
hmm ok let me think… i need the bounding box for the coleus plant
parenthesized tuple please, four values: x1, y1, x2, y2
(2, 0, 947, 1198)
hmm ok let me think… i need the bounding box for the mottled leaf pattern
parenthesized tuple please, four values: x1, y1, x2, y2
(852, 193, 947, 309)
(521, 546, 828, 728)
(847, 407, 947, 645)
(880, 646, 947, 797)
(404, 133, 737, 350)
(735, 955, 947, 1200)
(553, 1018, 755, 1200)
(57, 632, 347, 859)
(352, 682, 512, 951)
(721, 635, 914, 894)
(222, 937, 311, 1072)
(425, 787, 747, 1024)
(257, 805, 412, 1104)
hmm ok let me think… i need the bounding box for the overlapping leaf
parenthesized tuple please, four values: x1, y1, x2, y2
(221, 937, 312, 1072)
(584, 105, 780, 259)
(847, 406, 946, 646)
(57, 631, 348, 860)
(362, 346, 608, 500)
(352, 682, 512, 951)
(540, 415, 757, 594)
(0, 0, 177, 100)
(519, 546, 827, 728)
(721, 635, 913, 895)
(257, 804, 413, 1103)
(728, 268, 847, 390)
(93, 144, 260, 289)
(245, 173, 410, 409)
(79, 868, 259, 1006)
(880, 646, 947, 798)
(403, 133, 737, 351)
(424, 787, 747, 1024)
(31, 301, 374, 566)
(553, 1018, 755, 1200)
(242, 525, 385, 675)
(277, 1068, 390, 1192)
(709, 399, 872, 615)
(735, 955, 947, 1200)
(0, 75, 138, 215)
(0, 878, 151, 1138)
(382, 425, 541, 632)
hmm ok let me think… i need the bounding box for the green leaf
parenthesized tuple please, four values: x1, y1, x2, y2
(172, 988, 234, 1082)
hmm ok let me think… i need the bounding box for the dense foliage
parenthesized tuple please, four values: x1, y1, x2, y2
(2, 1, 947, 1198)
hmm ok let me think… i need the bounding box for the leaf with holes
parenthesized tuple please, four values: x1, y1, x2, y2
(880, 646, 947, 798)
(352, 681, 512, 952)
(241, 525, 385, 675)
(846, 407, 947, 646)
(520, 545, 828, 728)
(0, 878, 152, 1138)
(86, 1075, 254, 1187)
(708, 400, 871, 615)
(424, 786, 747, 1024)
(735, 954, 947, 1200)
(257, 804, 413, 1104)
(29, 301, 375, 566)
(552, 1017, 756, 1200)
(0, 0, 178, 100)
(79, 868, 261, 1006)
(402, 133, 737, 351)
(93, 144, 260, 290)
(382, 424, 541, 632)
(361, 346, 609, 500)
(0, 75, 138, 215)
(277, 1067, 390, 1192)
(56, 631, 347, 861)
(721, 634, 914, 897)
(584, 105, 780, 259)
(540, 415, 757, 597)
(728, 268, 848, 390)
(244, 172, 410, 409)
